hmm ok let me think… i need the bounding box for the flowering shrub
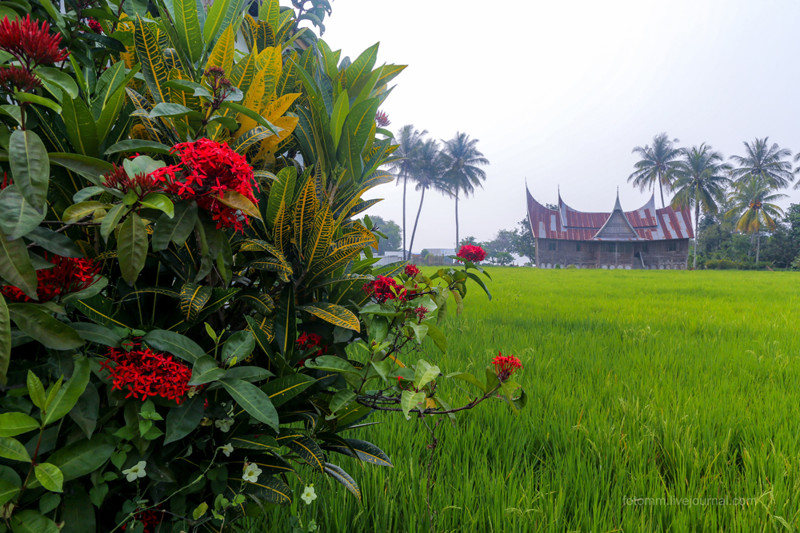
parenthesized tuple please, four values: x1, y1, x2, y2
(0, 2, 523, 532)
(492, 353, 524, 382)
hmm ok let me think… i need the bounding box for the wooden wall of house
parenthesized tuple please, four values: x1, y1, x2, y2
(535, 239, 688, 269)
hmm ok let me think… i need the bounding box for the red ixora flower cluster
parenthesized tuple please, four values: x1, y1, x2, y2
(375, 110, 391, 127)
(404, 264, 420, 278)
(100, 345, 194, 404)
(363, 275, 406, 303)
(1, 255, 98, 303)
(86, 18, 103, 34)
(103, 163, 165, 198)
(492, 353, 523, 382)
(457, 245, 486, 263)
(150, 139, 259, 232)
(0, 65, 40, 93)
(0, 15, 69, 70)
(121, 506, 164, 533)
(296, 332, 326, 356)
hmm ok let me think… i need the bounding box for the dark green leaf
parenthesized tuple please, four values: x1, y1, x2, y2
(221, 330, 255, 365)
(34, 66, 79, 99)
(117, 212, 148, 284)
(34, 462, 63, 492)
(0, 185, 45, 240)
(71, 322, 121, 347)
(282, 435, 324, 471)
(144, 329, 205, 363)
(69, 383, 99, 439)
(43, 356, 91, 425)
(48, 152, 112, 185)
(8, 304, 84, 350)
(0, 294, 9, 384)
(9, 510, 59, 533)
(9, 129, 49, 207)
(220, 378, 279, 431)
(0, 436, 30, 462)
(61, 95, 98, 156)
(13, 92, 62, 113)
(323, 462, 360, 499)
(59, 485, 95, 533)
(104, 139, 172, 155)
(47, 434, 114, 481)
(261, 374, 315, 407)
(0, 412, 39, 437)
(0, 478, 20, 506)
(152, 201, 197, 251)
(25, 227, 82, 257)
(164, 395, 204, 444)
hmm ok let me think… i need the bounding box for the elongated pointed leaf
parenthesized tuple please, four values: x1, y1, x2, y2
(164, 395, 204, 444)
(10, 510, 59, 533)
(0, 436, 30, 462)
(117, 212, 147, 284)
(180, 282, 212, 321)
(152, 201, 198, 251)
(301, 303, 360, 332)
(400, 390, 425, 420)
(34, 463, 63, 492)
(134, 17, 169, 103)
(220, 378, 279, 431)
(43, 356, 91, 425)
(61, 95, 98, 156)
(105, 139, 172, 156)
(323, 462, 361, 499)
(0, 185, 44, 240)
(0, 412, 39, 437)
(203, 0, 231, 44)
(282, 435, 324, 472)
(47, 434, 114, 481)
(174, 0, 203, 62)
(9, 129, 49, 207)
(48, 152, 112, 185)
(143, 329, 205, 364)
(261, 373, 316, 407)
(8, 304, 83, 350)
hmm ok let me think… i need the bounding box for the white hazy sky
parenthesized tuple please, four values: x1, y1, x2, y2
(321, 0, 800, 252)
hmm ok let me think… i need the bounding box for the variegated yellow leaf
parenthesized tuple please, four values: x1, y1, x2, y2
(292, 176, 318, 258)
(301, 303, 359, 332)
(180, 282, 212, 321)
(134, 16, 168, 103)
(206, 24, 235, 76)
(303, 206, 334, 268)
(215, 190, 262, 220)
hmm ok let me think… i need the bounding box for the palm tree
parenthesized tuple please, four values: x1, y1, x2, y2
(407, 139, 445, 258)
(388, 125, 427, 260)
(670, 144, 731, 269)
(440, 132, 489, 250)
(729, 137, 794, 190)
(726, 176, 786, 263)
(628, 133, 682, 207)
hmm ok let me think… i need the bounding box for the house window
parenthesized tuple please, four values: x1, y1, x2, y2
(605, 243, 616, 253)
(642, 244, 649, 252)
(668, 242, 677, 252)
(548, 242, 556, 251)
(576, 243, 581, 251)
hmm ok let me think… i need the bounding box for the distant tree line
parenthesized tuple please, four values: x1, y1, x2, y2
(459, 218, 535, 266)
(629, 134, 799, 269)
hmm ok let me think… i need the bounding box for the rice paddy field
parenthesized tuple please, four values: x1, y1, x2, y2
(260, 269, 800, 532)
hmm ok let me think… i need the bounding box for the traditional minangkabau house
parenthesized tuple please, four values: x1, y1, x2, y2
(526, 187, 693, 269)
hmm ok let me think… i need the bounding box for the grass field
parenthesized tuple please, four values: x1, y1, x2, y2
(261, 269, 800, 532)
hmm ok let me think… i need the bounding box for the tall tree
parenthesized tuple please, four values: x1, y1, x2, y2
(440, 132, 489, 250)
(407, 139, 445, 258)
(726, 176, 786, 263)
(388, 125, 427, 259)
(671, 144, 731, 269)
(628, 133, 682, 207)
(369, 215, 402, 255)
(729, 137, 794, 190)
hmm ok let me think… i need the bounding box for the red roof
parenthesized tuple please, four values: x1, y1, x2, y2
(526, 188, 694, 241)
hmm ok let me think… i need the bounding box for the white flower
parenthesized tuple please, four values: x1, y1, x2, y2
(122, 460, 147, 482)
(220, 443, 234, 457)
(301, 484, 317, 505)
(215, 418, 233, 432)
(242, 462, 262, 483)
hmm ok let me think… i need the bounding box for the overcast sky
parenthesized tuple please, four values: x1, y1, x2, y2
(321, 0, 800, 252)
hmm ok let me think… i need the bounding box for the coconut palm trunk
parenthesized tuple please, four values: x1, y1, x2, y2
(693, 200, 700, 269)
(402, 174, 408, 260)
(454, 194, 459, 250)
(407, 188, 426, 259)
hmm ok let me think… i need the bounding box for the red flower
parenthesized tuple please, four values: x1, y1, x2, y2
(100, 345, 195, 404)
(122, 506, 164, 533)
(0, 65, 41, 93)
(0, 15, 69, 68)
(363, 275, 406, 303)
(456, 245, 486, 263)
(375, 110, 391, 127)
(404, 264, 420, 278)
(491, 352, 523, 382)
(414, 306, 428, 322)
(86, 18, 103, 34)
(1, 255, 99, 303)
(150, 139, 258, 233)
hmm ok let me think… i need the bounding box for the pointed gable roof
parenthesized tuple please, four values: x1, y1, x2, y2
(526, 187, 693, 241)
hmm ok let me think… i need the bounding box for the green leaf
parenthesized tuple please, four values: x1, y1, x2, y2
(301, 303, 360, 332)
(47, 434, 115, 481)
(34, 463, 63, 492)
(220, 101, 279, 133)
(117, 212, 147, 284)
(400, 390, 425, 420)
(9, 129, 49, 207)
(35, 66, 79, 99)
(0, 412, 39, 437)
(304, 355, 360, 376)
(328, 389, 355, 416)
(48, 152, 112, 185)
(71, 322, 121, 347)
(0, 228, 36, 299)
(134, 17, 169, 104)
(188, 355, 225, 385)
(224, 366, 272, 382)
(0, 478, 20, 507)
(26, 227, 82, 258)
(27, 370, 46, 409)
(0, 185, 45, 240)
(140, 193, 174, 217)
(413, 359, 440, 390)
(282, 435, 325, 472)
(248, 474, 291, 505)
(180, 282, 212, 322)
(99, 203, 127, 241)
(60, 485, 95, 533)
(0, 436, 31, 462)
(261, 373, 315, 407)
(144, 329, 205, 364)
(9, 510, 59, 533)
(43, 356, 91, 425)
(203, 0, 231, 43)
(63, 201, 110, 224)
(174, 0, 204, 62)
(446, 371, 486, 393)
(164, 395, 204, 444)
(61, 95, 98, 156)
(221, 330, 255, 365)
(408, 322, 428, 345)
(104, 139, 172, 156)
(148, 102, 195, 118)
(152, 201, 197, 251)
(336, 98, 379, 182)
(0, 293, 9, 385)
(329, 438, 393, 467)
(8, 304, 84, 350)
(323, 462, 361, 499)
(13, 92, 62, 113)
(69, 383, 99, 439)
(215, 189, 262, 220)
(219, 378, 279, 431)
